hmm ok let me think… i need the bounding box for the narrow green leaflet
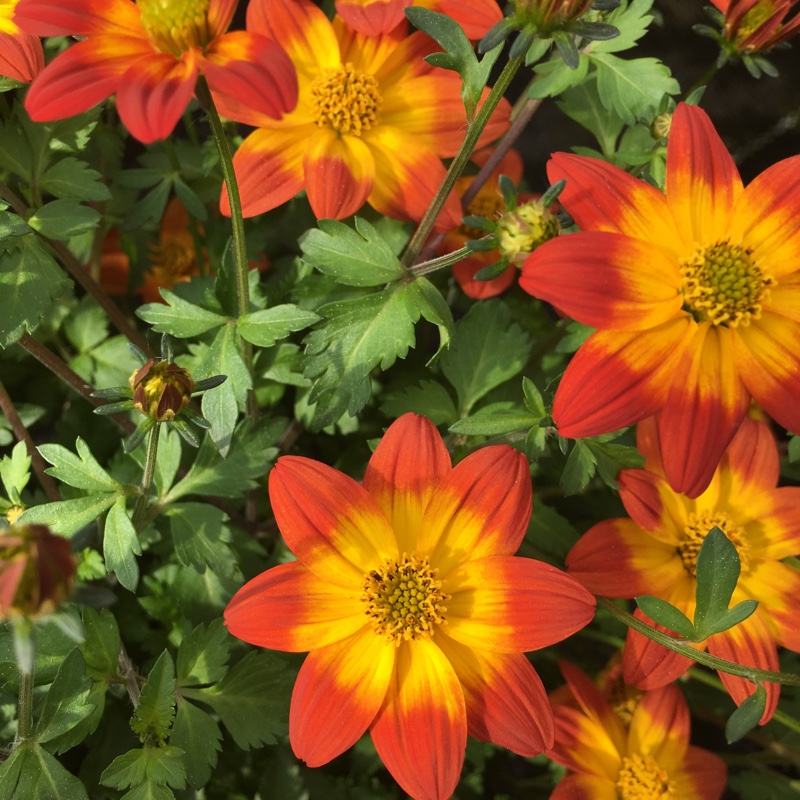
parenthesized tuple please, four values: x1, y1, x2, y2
(634, 596, 695, 640)
(27, 199, 100, 241)
(449, 410, 538, 436)
(726, 684, 767, 743)
(299, 217, 407, 286)
(522, 377, 546, 419)
(131, 651, 177, 745)
(166, 502, 236, 577)
(0, 742, 89, 800)
(177, 620, 231, 688)
(170, 700, 223, 789)
(1, 441, 31, 503)
(104, 497, 142, 592)
(238, 305, 321, 347)
(18, 494, 118, 538)
(79, 608, 120, 682)
(38, 438, 121, 493)
(0, 236, 71, 347)
(40, 157, 112, 202)
(137, 290, 227, 338)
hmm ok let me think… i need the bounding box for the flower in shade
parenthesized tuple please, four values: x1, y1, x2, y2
(709, 0, 800, 55)
(225, 413, 595, 800)
(565, 414, 800, 725)
(0, 0, 43, 83)
(217, 0, 510, 225)
(15, 0, 298, 143)
(335, 0, 503, 39)
(521, 102, 800, 498)
(547, 661, 726, 800)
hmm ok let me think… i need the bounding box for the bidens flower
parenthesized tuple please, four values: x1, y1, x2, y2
(521, 102, 800, 498)
(710, 0, 800, 55)
(15, 0, 298, 143)
(219, 0, 510, 226)
(225, 413, 595, 800)
(0, 0, 43, 83)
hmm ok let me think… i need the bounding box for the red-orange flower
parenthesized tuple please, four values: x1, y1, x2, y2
(0, 0, 43, 83)
(710, 0, 800, 53)
(565, 415, 800, 724)
(521, 102, 800, 498)
(335, 0, 503, 38)
(548, 662, 726, 800)
(218, 0, 510, 226)
(15, 0, 298, 143)
(225, 413, 595, 800)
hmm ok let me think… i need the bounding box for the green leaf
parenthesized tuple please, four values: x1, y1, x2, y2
(131, 651, 177, 744)
(28, 199, 100, 241)
(104, 496, 142, 592)
(0, 236, 71, 347)
(589, 0, 655, 53)
(199, 377, 238, 457)
(38, 438, 121, 493)
(635, 596, 695, 640)
(184, 651, 292, 749)
(405, 7, 501, 120)
(177, 619, 231, 688)
(120, 783, 175, 800)
(137, 290, 227, 338)
(525, 426, 548, 461)
(100, 745, 185, 791)
(63, 298, 109, 353)
(0, 209, 32, 240)
(557, 75, 625, 157)
(529, 56, 590, 100)
(726, 684, 767, 743)
(0, 741, 89, 800)
(590, 53, 679, 125)
(299, 217, 407, 286)
(238, 304, 321, 347)
(1, 441, 31, 504)
(522, 377, 546, 418)
(440, 300, 531, 416)
(40, 157, 111, 202)
(196, 323, 250, 407)
(582, 437, 644, 489)
(18, 493, 118, 537)
(381, 380, 458, 426)
(527, 501, 580, 561)
(34, 648, 95, 745)
(166, 502, 236, 577)
(79, 608, 120, 682)
(449, 410, 538, 436)
(170, 700, 222, 789)
(788, 435, 800, 463)
(560, 440, 597, 495)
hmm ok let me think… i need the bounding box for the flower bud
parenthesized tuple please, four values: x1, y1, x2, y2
(0, 525, 76, 618)
(130, 359, 194, 422)
(513, 0, 593, 30)
(651, 111, 672, 140)
(497, 200, 561, 262)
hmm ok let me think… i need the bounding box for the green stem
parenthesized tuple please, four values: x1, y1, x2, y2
(599, 597, 800, 686)
(132, 424, 160, 530)
(17, 670, 33, 743)
(408, 241, 492, 276)
(685, 60, 721, 100)
(401, 56, 523, 268)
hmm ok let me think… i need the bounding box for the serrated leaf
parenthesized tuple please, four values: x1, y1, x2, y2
(120, 783, 175, 800)
(0, 741, 89, 800)
(100, 745, 185, 791)
(635, 596, 695, 640)
(199, 378, 237, 457)
(79, 608, 120, 682)
(166, 502, 236, 577)
(525, 426, 548, 461)
(726, 684, 767, 743)
(137, 290, 227, 338)
(1, 441, 31, 504)
(238, 305, 320, 347)
(440, 300, 531, 416)
(560, 440, 596, 495)
(522, 377, 546, 418)
(529, 56, 590, 100)
(589, 0, 655, 53)
(104, 496, 142, 592)
(449, 410, 538, 436)
(300, 217, 406, 286)
(0, 209, 31, 239)
(171, 700, 222, 789)
(583, 438, 644, 489)
(39, 438, 121, 492)
(40, 157, 111, 202)
(131, 651, 177, 744)
(381, 380, 458, 426)
(196, 323, 250, 407)
(177, 620, 231, 688)
(28, 199, 100, 241)
(18, 493, 118, 537)
(557, 74, 625, 157)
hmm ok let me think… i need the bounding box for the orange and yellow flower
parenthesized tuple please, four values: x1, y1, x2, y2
(547, 661, 726, 800)
(0, 0, 43, 83)
(225, 413, 595, 800)
(521, 102, 800, 498)
(218, 0, 510, 225)
(335, 0, 503, 38)
(710, 0, 800, 53)
(15, 0, 298, 143)
(565, 415, 800, 724)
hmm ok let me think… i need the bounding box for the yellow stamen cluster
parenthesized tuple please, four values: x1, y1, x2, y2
(616, 754, 674, 799)
(497, 201, 560, 261)
(607, 677, 644, 727)
(138, 0, 211, 56)
(679, 239, 775, 327)
(678, 511, 751, 577)
(362, 555, 449, 645)
(459, 190, 504, 239)
(310, 63, 382, 137)
(737, 1, 776, 44)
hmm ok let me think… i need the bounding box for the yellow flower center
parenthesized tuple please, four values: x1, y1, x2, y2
(310, 63, 382, 137)
(497, 201, 560, 261)
(459, 189, 504, 238)
(616, 754, 674, 800)
(608, 679, 643, 727)
(738, 1, 776, 42)
(0, 0, 19, 33)
(679, 239, 775, 327)
(362, 555, 449, 645)
(138, 0, 211, 56)
(678, 511, 751, 577)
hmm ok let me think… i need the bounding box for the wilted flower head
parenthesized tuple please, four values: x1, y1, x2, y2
(0, 524, 75, 619)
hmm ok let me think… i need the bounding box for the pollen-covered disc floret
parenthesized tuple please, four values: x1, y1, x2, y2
(310, 63, 382, 137)
(678, 511, 751, 577)
(607, 677, 643, 727)
(138, 0, 212, 55)
(362, 554, 449, 644)
(616, 753, 675, 800)
(497, 200, 560, 262)
(679, 239, 776, 327)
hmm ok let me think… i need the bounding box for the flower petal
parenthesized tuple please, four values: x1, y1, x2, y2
(0, 30, 43, 83)
(670, 746, 728, 800)
(436, 632, 554, 756)
(14, 0, 143, 36)
(549, 705, 621, 781)
(658, 324, 750, 498)
(268, 456, 399, 590)
(454, 258, 516, 299)
(740, 561, 800, 651)
(290, 625, 395, 766)
(520, 232, 682, 331)
(628, 684, 689, 770)
(416, 446, 532, 575)
(666, 103, 743, 245)
(427, 0, 504, 40)
(718, 416, 778, 503)
(444, 556, 596, 653)
(553, 319, 693, 439)
(370, 638, 467, 800)
(224, 561, 365, 652)
(335, 0, 410, 36)
(304, 128, 375, 219)
(550, 774, 617, 800)
(362, 413, 451, 554)
(618, 469, 686, 537)
(207, 0, 237, 36)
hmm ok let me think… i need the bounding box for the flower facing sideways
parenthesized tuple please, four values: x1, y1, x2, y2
(0, 0, 43, 83)
(710, 0, 800, 55)
(547, 662, 726, 800)
(15, 0, 298, 143)
(521, 102, 800, 498)
(565, 415, 800, 724)
(225, 413, 595, 800)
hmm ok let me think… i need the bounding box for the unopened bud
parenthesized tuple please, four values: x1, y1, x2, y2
(651, 112, 672, 140)
(130, 359, 194, 422)
(497, 201, 561, 262)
